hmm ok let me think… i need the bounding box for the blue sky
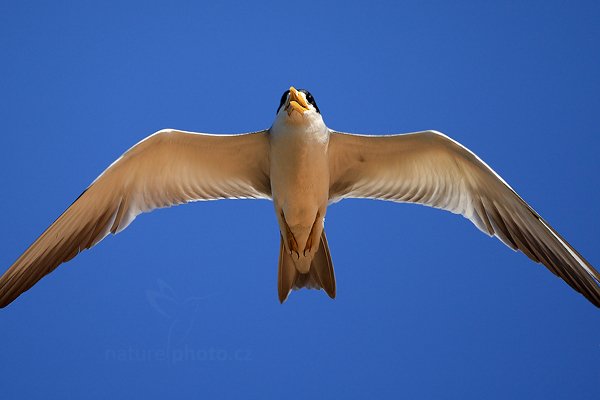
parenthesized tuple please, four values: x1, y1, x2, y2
(1, 1, 599, 398)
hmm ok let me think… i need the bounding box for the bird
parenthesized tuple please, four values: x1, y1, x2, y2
(1, 86, 599, 308)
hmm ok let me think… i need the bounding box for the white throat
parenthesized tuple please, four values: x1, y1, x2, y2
(271, 109, 328, 143)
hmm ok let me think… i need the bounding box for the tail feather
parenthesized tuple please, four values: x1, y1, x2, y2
(278, 239, 297, 302)
(278, 230, 336, 303)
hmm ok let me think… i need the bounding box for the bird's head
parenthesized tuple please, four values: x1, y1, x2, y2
(276, 86, 321, 124)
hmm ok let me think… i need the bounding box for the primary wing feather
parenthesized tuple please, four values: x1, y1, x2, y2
(328, 130, 600, 307)
(0, 129, 271, 307)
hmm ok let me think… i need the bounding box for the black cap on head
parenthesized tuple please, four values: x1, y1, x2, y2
(276, 88, 320, 114)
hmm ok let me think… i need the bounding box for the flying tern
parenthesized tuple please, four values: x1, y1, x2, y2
(1, 86, 598, 308)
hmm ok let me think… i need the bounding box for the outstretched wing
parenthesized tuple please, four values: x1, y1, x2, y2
(328, 129, 600, 307)
(0, 129, 271, 307)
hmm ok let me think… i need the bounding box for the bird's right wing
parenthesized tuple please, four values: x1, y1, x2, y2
(328, 129, 600, 307)
(0, 129, 271, 307)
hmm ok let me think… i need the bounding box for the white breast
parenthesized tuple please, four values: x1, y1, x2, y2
(269, 112, 330, 227)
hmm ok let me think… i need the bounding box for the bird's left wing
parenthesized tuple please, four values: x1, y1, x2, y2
(328, 129, 600, 307)
(0, 129, 271, 307)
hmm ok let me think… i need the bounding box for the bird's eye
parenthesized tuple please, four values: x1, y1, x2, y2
(299, 89, 320, 114)
(277, 90, 290, 114)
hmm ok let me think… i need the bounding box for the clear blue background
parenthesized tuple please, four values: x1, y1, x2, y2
(1, 1, 599, 398)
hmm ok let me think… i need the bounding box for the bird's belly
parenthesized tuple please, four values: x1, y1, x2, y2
(270, 135, 329, 227)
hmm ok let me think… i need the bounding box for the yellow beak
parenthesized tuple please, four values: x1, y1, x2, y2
(287, 86, 310, 115)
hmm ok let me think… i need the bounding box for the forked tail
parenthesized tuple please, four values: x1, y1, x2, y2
(277, 230, 336, 303)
